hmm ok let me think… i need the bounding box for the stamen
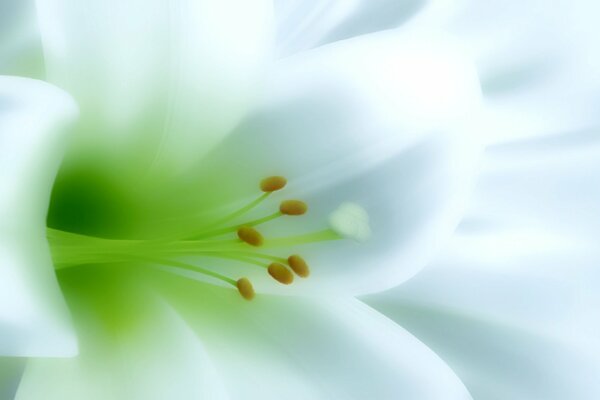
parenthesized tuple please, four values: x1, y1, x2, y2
(229, 251, 287, 264)
(208, 192, 270, 226)
(137, 256, 237, 286)
(201, 252, 268, 268)
(186, 192, 271, 238)
(187, 175, 288, 239)
(267, 262, 294, 285)
(189, 211, 281, 240)
(263, 229, 341, 247)
(167, 249, 287, 264)
(288, 255, 310, 277)
(237, 226, 264, 247)
(187, 178, 305, 240)
(244, 211, 283, 227)
(237, 278, 255, 300)
(260, 176, 287, 192)
(193, 202, 306, 240)
(280, 200, 308, 216)
(47, 176, 371, 303)
(131, 256, 254, 300)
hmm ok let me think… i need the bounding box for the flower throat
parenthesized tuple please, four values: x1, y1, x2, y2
(47, 176, 368, 300)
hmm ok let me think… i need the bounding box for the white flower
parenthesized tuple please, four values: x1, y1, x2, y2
(1, 1, 483, 399)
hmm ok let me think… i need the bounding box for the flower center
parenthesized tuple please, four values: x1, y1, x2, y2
(47, 176, 370, 300)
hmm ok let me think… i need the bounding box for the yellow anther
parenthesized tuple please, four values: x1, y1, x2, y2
(236, 278, 255, 300)
(237, 226, 264, 247)
(260, 176, 287, 192)
(280, 200, 308, 216)
(287, 255, 310, 278)
(267, 262, 294, 285)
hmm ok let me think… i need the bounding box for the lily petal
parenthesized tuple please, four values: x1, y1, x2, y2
(155, 272, 472, 400)
(36, 0, 273, 174)
(275, 0, 424, 57)
(274, 0, 461, 57)
(15, 289, 228, 400)
(450, 0, 600, 145)
(366, 249, 600, 400)
(365, 133, 600, 399)
(189, 31, 481, 295)
(0, 76, 77, 356)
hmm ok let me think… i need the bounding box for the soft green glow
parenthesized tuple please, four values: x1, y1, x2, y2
(47, 183, 344, 298)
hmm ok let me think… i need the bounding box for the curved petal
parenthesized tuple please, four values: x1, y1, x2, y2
(274, 0, 423, 57)
(153, 271, 472, 400)
(180, 31, 481, 295)
(15, 289, 228, 400)
(365, 133, 600, 399)
(366, 253, 600, 399)
(449, 0, 600, 145)
(296, 131, 478, 295)
(274, 0, 463, 57)
(36, 0, 273, 174)
(0, 76, 77, 356)
(467, 129, 600, 253)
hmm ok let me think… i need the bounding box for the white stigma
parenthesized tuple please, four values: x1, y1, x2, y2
(328, 202, 371, 242)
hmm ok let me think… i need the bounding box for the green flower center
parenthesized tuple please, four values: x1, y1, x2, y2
(46, 175, 356, 300)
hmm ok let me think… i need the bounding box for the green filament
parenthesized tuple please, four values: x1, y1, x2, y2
(184, 192, 272, 239)
(46, 179, 347, 295)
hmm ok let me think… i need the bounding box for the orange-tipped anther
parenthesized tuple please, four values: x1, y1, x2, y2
(237, 226, 264, 247)
(260, 176, 287, 192)
(267, 263, 294, 285)
(236, 278, 255, 300)
(280, 200, 307, 216)
(288, 255, 310, 278)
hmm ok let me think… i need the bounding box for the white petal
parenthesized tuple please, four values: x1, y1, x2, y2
(365, 133, 600, 399)
(450, 0, 600, 145)
(297, 131, 479, 295)
(274, 0, 420, 57)
(36, 0, 273, 173)
(274, 0, 461, 57)
(0, 76, 77, 356)
(366, 254, 600, 400)
(196, 31, 481, 295)
(455, 132, 600, 337)
(15, 293, 228, 400)
(155, 273, 472, 400)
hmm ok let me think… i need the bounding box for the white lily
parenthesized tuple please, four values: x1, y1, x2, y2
(1, 1, 482, 399)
